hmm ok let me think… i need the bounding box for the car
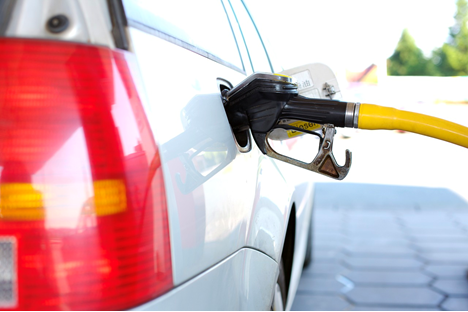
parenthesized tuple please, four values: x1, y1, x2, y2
(0, 0, 314, 310)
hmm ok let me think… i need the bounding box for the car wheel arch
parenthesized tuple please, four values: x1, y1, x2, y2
(280, 202, 296, 303)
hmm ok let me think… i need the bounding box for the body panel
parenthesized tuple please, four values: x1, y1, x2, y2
(132, 248, 277, 311)
(126, 27, 297, 286)
(5, 0, 114, 47)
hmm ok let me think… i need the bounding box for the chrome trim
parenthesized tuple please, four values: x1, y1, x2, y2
(234, 129, 252, 153)
(353, 102, 361, 128)
(345, 102, 355, 128)
(265, 124, 351, 180)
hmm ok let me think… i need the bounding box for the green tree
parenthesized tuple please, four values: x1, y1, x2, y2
(432, 0, 468, 76)
(387, 29, 433, 76)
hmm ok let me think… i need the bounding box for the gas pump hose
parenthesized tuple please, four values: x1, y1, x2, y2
(357, 104, 468, 149)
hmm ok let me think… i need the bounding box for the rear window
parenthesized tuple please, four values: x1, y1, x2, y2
(123, 0, 243, 71)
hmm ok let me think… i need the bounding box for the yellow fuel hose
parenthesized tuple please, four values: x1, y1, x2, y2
(357, 104, 468, 148)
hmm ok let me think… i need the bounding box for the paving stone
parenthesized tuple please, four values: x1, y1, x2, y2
(441, 298, 468, 311)
(313, 183, 467, 210)
(403, 228, 466, 235)
(399, 216, 456, 224)
(347, 238, 411, 246)
(345, 244, 414, 252)
(399, 217, 456, 229)
(314, 241, 346, 251)
(418, 252, 468, 264)
(341, 270, 432, 286)
(344, 257, 423, 270)
(397, 212, 452, 220)
(345, 251, 417, 259)
(313, 249, 345, 262)
(343, 231, 407, 239)
(451, 214, 468, 225)
(313, 221, 346, 230)
(314, 224, 345, 232)
(352, 306, 440, 311)
(345, 220, 399, 227)
(344, 229, 404, 236)
(432, 279, 468, 296)
(345, 211, 396, 218)
(345, 220, 399, 226)
(346, 214, 398, 220)
(344, 247, 416, 258)
(408, 234, 468, 243)
(344, 221, 401, 228)
(411, 241, 468, 252)
(345, 223, 403, 231)
(345, 214, 398, 221)
(314, 233, 348, 243)
(345, 286, 444, 307)
(315, 210, 346, 220)
(453, 225, 468, 231)
(297, 276, 346, 294)
(291, 294, 352, 311)
(424, 264, 468, 278)
(403, 224, 459, 231)
(302, 263, 346, 277)
(417, 200, 468, 210)
(346, 239, 413, 249)
(398, 215, 453, 223)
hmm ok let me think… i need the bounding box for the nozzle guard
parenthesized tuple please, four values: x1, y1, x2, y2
(265, 124, 351, 180)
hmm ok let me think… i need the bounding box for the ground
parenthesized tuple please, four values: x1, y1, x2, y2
(291, 104, 468, 310)
(292, 183, 468, 311)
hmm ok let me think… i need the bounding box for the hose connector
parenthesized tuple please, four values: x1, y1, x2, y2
(345, 102, 360, 128)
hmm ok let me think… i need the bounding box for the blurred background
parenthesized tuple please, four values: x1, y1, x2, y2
(247, 0, 468, 310)
(246, 0, 468, 200)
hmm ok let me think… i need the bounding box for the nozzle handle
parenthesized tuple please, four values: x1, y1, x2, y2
(266, 124, 352, 180)
(279, 96, 348, 127)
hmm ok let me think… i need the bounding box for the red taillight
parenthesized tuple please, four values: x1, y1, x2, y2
(0, 38, 172, 310)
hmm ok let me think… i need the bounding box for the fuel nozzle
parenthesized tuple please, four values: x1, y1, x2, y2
(223, 73, 357, 180)
(224, 72, 468, 181)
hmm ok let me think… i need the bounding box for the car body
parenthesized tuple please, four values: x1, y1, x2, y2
(0, 0, 314, 310)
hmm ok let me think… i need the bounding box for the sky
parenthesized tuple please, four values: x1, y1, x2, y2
(246, 0, 457, 72)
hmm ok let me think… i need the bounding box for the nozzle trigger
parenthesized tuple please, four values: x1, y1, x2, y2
(265, 124, 351, 180)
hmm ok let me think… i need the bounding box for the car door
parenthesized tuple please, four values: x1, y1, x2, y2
(122, 0, 292, 289)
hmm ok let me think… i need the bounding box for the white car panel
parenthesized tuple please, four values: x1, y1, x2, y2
(6, 0, 114, 48)
(127, 26, 298, 286)
(131, 248, 277, 311)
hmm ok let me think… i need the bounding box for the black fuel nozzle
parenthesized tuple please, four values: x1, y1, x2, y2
(223, 73, 359, 180)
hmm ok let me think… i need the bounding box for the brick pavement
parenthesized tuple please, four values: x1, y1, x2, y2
(292, 183, 468, 311)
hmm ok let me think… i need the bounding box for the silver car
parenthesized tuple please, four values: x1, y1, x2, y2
(0, 0, 313, 310)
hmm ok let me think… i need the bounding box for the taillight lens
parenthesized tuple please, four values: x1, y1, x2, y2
(0, 38, 172, 310)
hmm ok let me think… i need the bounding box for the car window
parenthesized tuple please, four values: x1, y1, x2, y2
(123, 0, 243, 71)
(229, 0, 272, 73)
